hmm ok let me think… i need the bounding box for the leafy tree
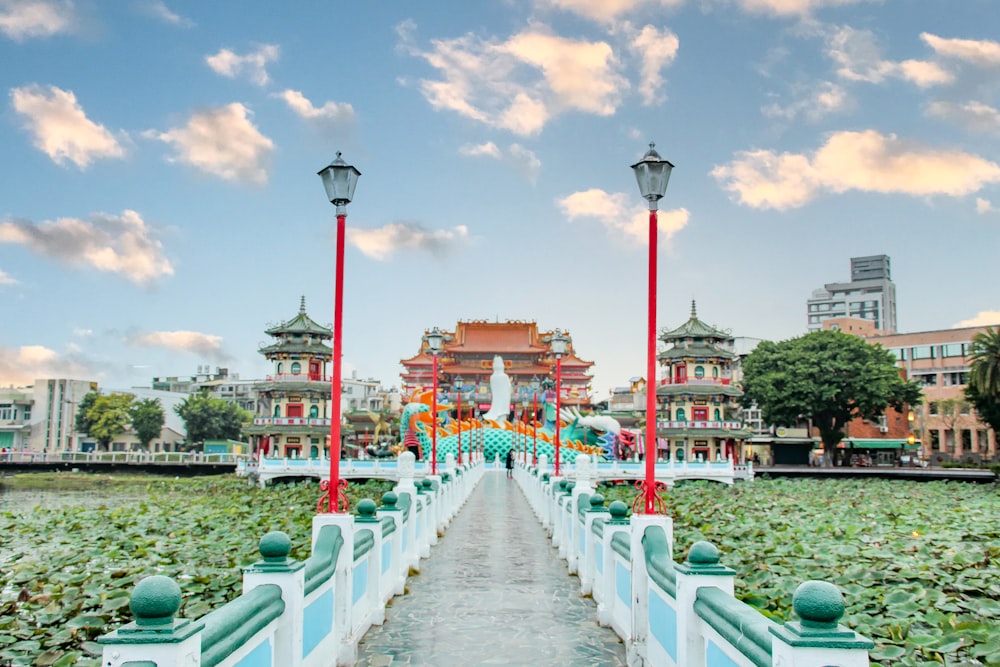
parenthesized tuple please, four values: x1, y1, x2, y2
(968, 327, 1000, 399)
(74, 391, 99, 435)
(175, 391, 251, 448)
(130, 398, 165, 451)
(965, 383, 1000, 435)
(740, 330, 922, 452)
(85, 393, 135, 450)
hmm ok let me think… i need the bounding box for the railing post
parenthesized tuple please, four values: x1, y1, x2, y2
(769, 581, 874, 666)
(98, 575, 204, 666)
(378, 492, 406, 596)
(627, 512, 673, 666)
(580, 493, 609, 595)
(674, 541, 735, 667)
(597, 501, 631, 628)
(567, 454, 595, 574)
(354, 499, 385, 629)
(312, 510, 355, 666)
(243, 531, 306, 667)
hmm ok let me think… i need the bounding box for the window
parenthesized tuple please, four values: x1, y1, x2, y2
(714, 408, 721, 420)
(940, 343, 964, 358)
(910, 346, 936, 360)
(291, 362, 301, 374)
(891, 348, 906, 361)
(915, 374, 937, 386)
(675, 408, 686, 421)
(273, 405, 281, 418)
(930, 430, 940, 450)
(277, 362, 284, 374)
(287, 404, 303, 418)
(309, 405, 319, 418)
(694, 366, 705, 379)
(962, 430, 973, 450)
(929, 402, 939, 416)
(712, 367, 719, 378)
(0, 405, 11, 420)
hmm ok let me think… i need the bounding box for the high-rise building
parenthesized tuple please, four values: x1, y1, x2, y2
(807, 255, 897, 333)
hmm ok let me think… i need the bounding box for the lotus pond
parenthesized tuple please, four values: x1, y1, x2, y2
(0, 474, 997, 666)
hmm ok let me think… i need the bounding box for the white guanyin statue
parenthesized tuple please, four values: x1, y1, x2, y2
(482, 354, 511, 422)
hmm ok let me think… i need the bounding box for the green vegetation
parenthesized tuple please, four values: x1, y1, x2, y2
(599, 478, 1000, 666)
(0, 472, 162, 491)
(0, 475, 392, 666)
(740, 330, 922, 451)
(175, 390, 252, 447)
(966, 326, 1000, 434)
(129, 399, 166, 451)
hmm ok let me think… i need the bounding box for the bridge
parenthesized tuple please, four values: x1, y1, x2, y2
(0, 450, 246, 476)
(239, 453, 754, 487)
(92, 452, 877, 667)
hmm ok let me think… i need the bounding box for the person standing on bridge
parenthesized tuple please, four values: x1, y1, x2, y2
(505, 447, 514, 478)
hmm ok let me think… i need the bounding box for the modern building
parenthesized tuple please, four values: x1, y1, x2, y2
(0, 385, 34, 451)
(655, 303, 750, 462)
(244, 298, 334, 459)
(867, 325, 998, 461)
(152, 366, 257, 414)
(807, 255, 897, 333)
(399, 320, 594, 413)
(26, 379, 98, 453)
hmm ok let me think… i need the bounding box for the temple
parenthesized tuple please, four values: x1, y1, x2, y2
(399, 320, 594, 413)
(244, 297, 333, 458)
(656, 302, 751, 461)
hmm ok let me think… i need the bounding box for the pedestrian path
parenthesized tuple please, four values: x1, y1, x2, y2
(355, 471, 627, 666)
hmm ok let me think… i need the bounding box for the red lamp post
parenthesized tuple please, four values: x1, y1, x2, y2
(631, 142, 674, 515)
(548, 329, 570, 476)
(424, 327, 444, 475)
(532, 390, 538, 465)
(455, 375, 464, 465)
(317, 151, 361, 514)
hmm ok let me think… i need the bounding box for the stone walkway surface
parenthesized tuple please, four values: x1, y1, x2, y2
(355, 472, 627, 666)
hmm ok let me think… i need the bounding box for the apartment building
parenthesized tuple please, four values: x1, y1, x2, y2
(807, 255, 897, 333)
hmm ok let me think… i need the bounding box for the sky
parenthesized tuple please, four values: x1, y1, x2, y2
(1, 0, 999, 400)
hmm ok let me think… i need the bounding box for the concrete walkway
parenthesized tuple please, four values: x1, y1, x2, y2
(355, 471, 627, 666)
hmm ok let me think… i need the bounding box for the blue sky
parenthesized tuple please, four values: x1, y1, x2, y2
(1, 0, 998, 399)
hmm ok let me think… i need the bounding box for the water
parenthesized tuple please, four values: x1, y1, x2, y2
(0, 485, 142, 514)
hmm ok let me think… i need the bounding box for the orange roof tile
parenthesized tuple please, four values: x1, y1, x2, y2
(446, 321, 548, 353)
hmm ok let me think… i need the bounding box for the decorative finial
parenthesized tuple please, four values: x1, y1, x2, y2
(691, 299, 697, 319)
(649, 142, 655, 151)
(299, 296, 306, 315)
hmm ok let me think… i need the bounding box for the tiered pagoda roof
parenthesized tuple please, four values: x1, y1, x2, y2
(658, 301, 735, 362)
(264, 297, 331, 338)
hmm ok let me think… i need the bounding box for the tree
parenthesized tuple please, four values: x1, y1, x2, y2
(740, 330, 922, 452)
(175, 391, 251, 448)
(75, 391, 99, 435)
(130, 398, 165, 451)
(965, 327, 1000, 435)
(84, 393, 135, 450)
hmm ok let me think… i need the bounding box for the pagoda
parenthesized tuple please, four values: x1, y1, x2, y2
(656, 302, 751, 461)
(399, 320, 594, 413)
(245, 297, 333, 458)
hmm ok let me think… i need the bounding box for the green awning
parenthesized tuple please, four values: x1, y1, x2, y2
(842, 439, 915, 449)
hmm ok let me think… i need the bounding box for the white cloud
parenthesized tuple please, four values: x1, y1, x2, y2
(458, 141, 541, 181)
(0, 209, 174, 285)
(147, 103, 273, 184)
(0, 344, 94, 385)
(953, 311, 1000, 328)
(921, 33, 1000, 67)
(827, 26, 953, 87)
(276, 89, 355, 125)
(0, 0, 74, 40)
(205, 44, 279, 86)
(10, 84, 126, 168)
(143, 1, 193, 27)
(72, 327, 93, 337)
(725, 0, 876, 17)
(400, 24, 626, 135)
(347, 223, 470, 261)
(976, 198, 994, 214)
(762, 81, 849, 121)
(557, 188, 689, 244)
(126, 330, 229, 360)
(628, 24, 679, 105)
(712, 130, 1000, 210)
(0, 269, 17, 285)
(458, 142, 502, 158)
(538, 0, 681, 23)
(926, 100, 1000, 134)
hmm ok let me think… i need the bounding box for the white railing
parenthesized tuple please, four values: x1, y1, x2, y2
(252, 417, 331, 426)
(517, 454, 873, 667)
(96, 452, 484, 667)
(0, 450, 249, 465)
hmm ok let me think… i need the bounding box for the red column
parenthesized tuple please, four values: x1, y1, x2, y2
(555, 358, 562, 476)
(532, 391, 538, 465)
(644, 208, 658, 513)
(431, 354, 438, 475)
(326, 212, 346, 513)
(457, 389, 462, 465)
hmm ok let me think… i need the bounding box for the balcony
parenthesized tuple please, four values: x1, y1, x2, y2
(263, 373, 328, 383)
(657, 420, 742, 430)
(659, 378, 732, 386)
(253, 418, 331, 426)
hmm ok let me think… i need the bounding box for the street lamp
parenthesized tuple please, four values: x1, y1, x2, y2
(548, 329, 570, 476)
(455, 375, 464, 465)
(531, 375, 540, 465)
(522, 398, 529, 462)
(424, 326, 444, 475)
(317, 151, 361, 514)
(631, 142, 674, 515)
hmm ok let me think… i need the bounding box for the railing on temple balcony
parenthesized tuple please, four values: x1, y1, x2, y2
(262, 373, 328, 383)
(657, 420, 742, 430)
(659, 377, 732, 386)
(253, 417, 332, 426)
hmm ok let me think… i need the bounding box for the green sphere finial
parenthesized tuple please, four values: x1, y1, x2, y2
(608, 501, 629, 519)
(793, 581, 845, 628)
(357, 498, 377, 517)
(687, 541, 720, 565)
(590, 494, 605, 508)
(381, 491, 398, 508)
(259, 531, 291, 562)
(130, 575, 181, 627)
